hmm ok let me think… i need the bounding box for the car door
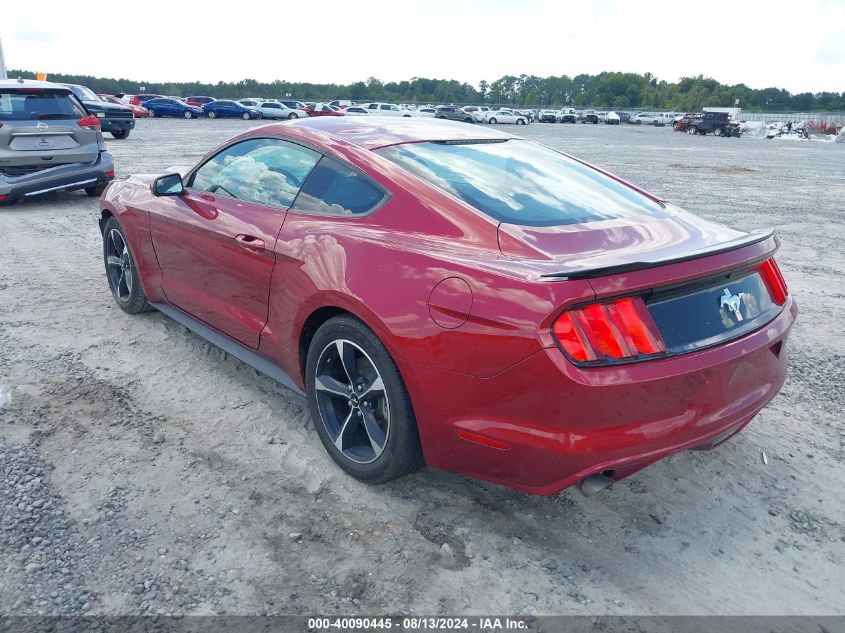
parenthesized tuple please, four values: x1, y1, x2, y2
(148, 137, 322, 348)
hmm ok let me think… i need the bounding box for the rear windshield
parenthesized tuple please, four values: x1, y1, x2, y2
(375, 139, 665, 227)
(0, 90, 86, 121)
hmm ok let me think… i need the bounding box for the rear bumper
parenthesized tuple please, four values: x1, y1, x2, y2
(401, 296, 797, 495)
(0, 152, 115, 204)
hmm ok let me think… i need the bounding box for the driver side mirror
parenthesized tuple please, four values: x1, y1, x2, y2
(153, 173, 185, 196)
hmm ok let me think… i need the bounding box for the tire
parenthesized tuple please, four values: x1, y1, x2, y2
(111, 129, 129, 140)
(207, 110, 217, 119)
(85, 183, 107, 197)
(714, 127, 722, 136)
(102, 215, 153, 314)
(489, 118, 497, 124)
(184, 111, 193, 119)
(242, 112, 251, 120)
(689, 125, 698, 135)
(306, 315, 424, 483)
(147, 109, 155, 118)
(635, 119, 641, 125)
(464, 117, 474, 123)
(288, 112, 297, 119)
(517, 118, 526, 125)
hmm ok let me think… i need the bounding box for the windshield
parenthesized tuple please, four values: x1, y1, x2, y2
(65, 85, 101, 102)
(375, 139, 666, 227)
(0, 90, 86, 121)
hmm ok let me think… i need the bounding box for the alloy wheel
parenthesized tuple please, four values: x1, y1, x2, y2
(314, 339, 389, 464)
(105, 229, 133, 303)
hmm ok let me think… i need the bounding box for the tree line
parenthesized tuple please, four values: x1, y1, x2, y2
(10, 69, 845, 112)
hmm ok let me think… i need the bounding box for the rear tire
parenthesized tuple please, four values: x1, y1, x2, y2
(489, 118, 497, 124)
(147, 109, 155, 118)
(207, 110, 217, 119)
(85, 183, 107, 197)
(306, 316, 424, 483)
(288, 112, 297, 119)
(111, 129, 130, 140)
(689, 125, 699, 135)
(102, 216, 153, 314)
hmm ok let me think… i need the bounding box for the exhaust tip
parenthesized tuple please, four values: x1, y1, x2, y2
(579, 472, 615, 497)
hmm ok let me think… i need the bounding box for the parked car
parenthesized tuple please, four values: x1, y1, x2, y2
(329, 100, 352, 109)
(416, 107, 437, 118)
(582, 111, 600, 124)
(256, 102, 307, 120)
(238, 99, 261, 108)
(559, 108, 577, 123)
(1, 79, 115, 205)
(617, 111, 632, 124)
(305, 103, 345, 117)
(605, 111, 621, 125)
(483, 110, 528, 125)
(60, 84, 135, 139)
(99, 95, 149, 118)
(343, 106, 371, 116)
(203, 100, 261, 120)
(186, 96, 216, 108)
(685, 112, 741, 137)
(129, 94, 162, 107)
(631, 112, 674, 126)
(538, 109, 558, 123)
(364, 103, 414, 117)
(144, 98, 204, 119)
(98, 116, 795, 495)
(435, 106, 474, 123)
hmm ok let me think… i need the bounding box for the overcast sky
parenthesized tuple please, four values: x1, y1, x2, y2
(3, 0, 844, 94)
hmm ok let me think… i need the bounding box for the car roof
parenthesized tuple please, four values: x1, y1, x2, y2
(0, 78, 71, 92)
(269, 115, 516, 150)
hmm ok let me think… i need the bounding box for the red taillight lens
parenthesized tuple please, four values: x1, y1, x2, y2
(553, 297, 666, 364)
(77, 115, 101, 129)
(760, 258, 788, 305)
(105, 171, 115, 178)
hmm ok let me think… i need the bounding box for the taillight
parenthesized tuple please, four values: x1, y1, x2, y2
(759, 258, 788, 305)
(553, 297, 666, 364)
(77, 115, 101, 130)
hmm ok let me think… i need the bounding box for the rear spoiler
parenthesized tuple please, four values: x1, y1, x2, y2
(540, 228, 777, 280)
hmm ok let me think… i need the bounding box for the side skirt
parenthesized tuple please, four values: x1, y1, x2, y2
(151, 302, 305, 397)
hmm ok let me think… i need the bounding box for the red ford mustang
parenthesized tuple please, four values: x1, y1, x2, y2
(98, 117, 796, 495)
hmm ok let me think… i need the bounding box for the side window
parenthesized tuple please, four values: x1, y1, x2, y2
(189, 138, 321, 209)
(292, 157, 386, 217)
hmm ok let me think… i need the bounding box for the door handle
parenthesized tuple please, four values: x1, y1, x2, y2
(235, 234, 265, 253)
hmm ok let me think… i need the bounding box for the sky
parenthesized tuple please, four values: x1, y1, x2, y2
(2, 0, 844, 94)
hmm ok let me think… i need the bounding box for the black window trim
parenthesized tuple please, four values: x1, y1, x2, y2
(185, 135, 392, 217)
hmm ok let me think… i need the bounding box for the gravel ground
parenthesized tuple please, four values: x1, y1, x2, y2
(1, 118, 843, 616)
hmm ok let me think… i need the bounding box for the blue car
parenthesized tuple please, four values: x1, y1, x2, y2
(203, 100, 262, 120)
(144, 98, 204, 119)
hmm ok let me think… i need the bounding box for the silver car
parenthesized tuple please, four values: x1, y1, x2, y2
(0, 79, 114, 205)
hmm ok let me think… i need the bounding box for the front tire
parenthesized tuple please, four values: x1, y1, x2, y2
(207, 110, 217, 119)
(288, 112, 298, 119)
(147, 109, 155, 118)
(242, 112, 251, 120)
(102, 216, 153, 314)
(111, 129, 130, 139)
(184, 110, 193, 119)
(489, 117, 497, 124)
(306, 316, 423, 483)
(689, 125, 699, 135)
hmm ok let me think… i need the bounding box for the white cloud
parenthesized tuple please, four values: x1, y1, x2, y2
(1, 0, 843, 94)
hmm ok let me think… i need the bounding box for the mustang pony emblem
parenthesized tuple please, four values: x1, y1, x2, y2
(720, 288, 744, 322)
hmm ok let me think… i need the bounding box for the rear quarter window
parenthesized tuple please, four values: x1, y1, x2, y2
(292, 157, 387, 217)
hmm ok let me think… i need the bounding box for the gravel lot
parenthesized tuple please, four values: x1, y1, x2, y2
(1, 118, 843, 617)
